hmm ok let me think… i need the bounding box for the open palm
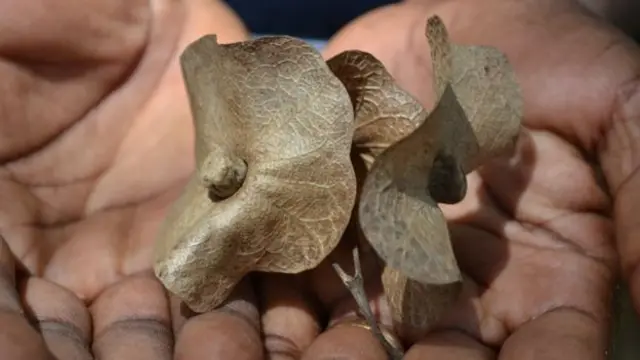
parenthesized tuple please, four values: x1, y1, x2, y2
(324, 0, 639, 358)
(1, 0, 639, 359)
(0, 0, 253, 358)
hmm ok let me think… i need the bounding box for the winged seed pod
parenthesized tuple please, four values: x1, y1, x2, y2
(326, 50, 427, 170)
(327, 51, 429, 359)
(153, 35, 357, 312)
(425, 16, 523, 164)
(355, 14, 523, 345)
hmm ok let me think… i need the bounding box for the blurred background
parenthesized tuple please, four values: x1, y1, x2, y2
(224, 0, 639, 42)
(226, 0, 399, 40)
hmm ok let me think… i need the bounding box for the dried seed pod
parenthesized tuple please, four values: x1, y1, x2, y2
(381, 266, 461, 342)
(327, 50, 426, 169)
(426, 15, 523, 164)
(154, 35, 357, 312)
(356, 14, 523, 341)
(358, 82, 472, 293)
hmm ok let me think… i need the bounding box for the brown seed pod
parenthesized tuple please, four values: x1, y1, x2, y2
(154, 35, 357, 313)
(354, 14, 523, 343)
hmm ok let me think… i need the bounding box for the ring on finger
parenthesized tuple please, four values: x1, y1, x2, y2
(327, 317, 403, 351)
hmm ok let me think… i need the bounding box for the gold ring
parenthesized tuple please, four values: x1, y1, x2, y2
(327, 317, 403, 351)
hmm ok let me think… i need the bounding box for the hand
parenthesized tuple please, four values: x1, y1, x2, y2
(323, 0, 640, 358)
(2, 1, 639, 360)
(0, 0, 248, 302)
(0, 236, 92, 360)
(0, 1, 393, 359)
(0, 0, 259, 358)
(0, 232, 181, 360)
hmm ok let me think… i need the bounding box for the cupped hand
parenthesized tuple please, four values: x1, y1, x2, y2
(0, 0, 248, 301)
(0, 0, 388, 359)
(322, 0, 640, 358)
(2, 0, 640, 359)
(0, 0, 259, 358)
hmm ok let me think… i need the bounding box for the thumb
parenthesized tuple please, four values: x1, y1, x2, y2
(599, 78, 640, 311)
(0, 0, 149, 63)
(0, 0, 150, 162)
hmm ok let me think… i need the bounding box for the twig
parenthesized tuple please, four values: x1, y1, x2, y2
(333, 247, 404, 360)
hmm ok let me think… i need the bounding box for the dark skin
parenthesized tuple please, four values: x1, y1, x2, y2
(0, 0, 639, 359)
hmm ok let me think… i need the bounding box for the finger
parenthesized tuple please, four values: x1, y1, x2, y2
(0, 236, 51, 359)
(20, 277, 93, 360)
(91, 272, 173, 360)
(306, 224, 384, 320)
(320, 238, 394, 331)
(174, 278, 263, 360)
(303, 228, 398, 359)
(169, 293, 196, 336)
(302, 277, 396, 359)
(599, 79, 640, 311)
(327, 287, 393, 331)
(258, 274, 321, 359)
(0, 0, 151, 163)
(404, 330, 495, 360)
(0, 0, 149, 61)
(301, 318, 388, 360)
(499, 308, 606, 360)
